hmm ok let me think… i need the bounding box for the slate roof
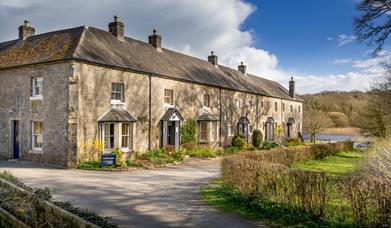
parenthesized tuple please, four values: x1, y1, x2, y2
(160, 107, 184, 121)
(197, 111, 219, 121)
(0, 26, 301, 101)
(238, 116, 250, 124)
(98, 105, 137, 122)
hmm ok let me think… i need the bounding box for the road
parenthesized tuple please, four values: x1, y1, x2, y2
(0, 159, 264, 227)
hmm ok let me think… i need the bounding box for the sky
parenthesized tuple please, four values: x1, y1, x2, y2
(0, 0, 389, 94)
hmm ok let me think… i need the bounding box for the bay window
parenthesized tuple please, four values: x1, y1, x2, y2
(101, 122, 135, 152)
(198, 121, 218, 143)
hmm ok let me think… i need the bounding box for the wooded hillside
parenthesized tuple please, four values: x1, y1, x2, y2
(301, 91, 370, 128)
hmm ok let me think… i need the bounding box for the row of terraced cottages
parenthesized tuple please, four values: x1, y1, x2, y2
(0, 17, 303, 168)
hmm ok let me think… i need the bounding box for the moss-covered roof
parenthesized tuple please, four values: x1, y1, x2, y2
(0, 26, 301, 101)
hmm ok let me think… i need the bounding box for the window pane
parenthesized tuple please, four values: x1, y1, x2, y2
(111, 83, 124, 101)
(121, 123, 131, 148)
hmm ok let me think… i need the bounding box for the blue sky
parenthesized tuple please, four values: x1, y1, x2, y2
(244, 0, 367, 75)
(0, 0, 387, 93)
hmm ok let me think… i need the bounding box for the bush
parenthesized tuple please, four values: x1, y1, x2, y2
(185, 146, 218, 158)
(287, 138, 302, 147)
(252, 129, 263, 148)
(126, 160, 143, 167)
(112, 148, 126, 167)
(142, 148, 184, 165)
(232, 133, 246, 149)
(182, 142, 197, 150)
(224, 146, 241, 155)
(78, 160, 102, 169)
(261, 141, 278, 150)
(181, 118, 197, 144)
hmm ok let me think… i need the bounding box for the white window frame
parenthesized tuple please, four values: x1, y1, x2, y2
(203, 94, 210, 108)
(199, 122, 208, 142)
(228, 125, 234, 137)
(111, 83, 124, 104)
(31, 77, 43, 100)
(210, 122, 217, 141)
(104, 123, 115, 150)
(31, 121, 43, 152)
(121, 123, 132, 151)
(164, 89, 174, 105)
(101, 122, 134, 153)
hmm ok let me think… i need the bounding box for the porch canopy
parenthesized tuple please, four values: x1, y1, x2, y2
(197, 111, 219, 122)
(160, 107, 183, 121)
(98, 105, 137, 122)
(287, 117, 295, 125)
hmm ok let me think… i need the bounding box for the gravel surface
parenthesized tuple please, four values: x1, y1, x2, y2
(0, 159, 266, 228)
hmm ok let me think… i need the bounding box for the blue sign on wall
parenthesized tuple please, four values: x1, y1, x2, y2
(101, 154, 116, 166)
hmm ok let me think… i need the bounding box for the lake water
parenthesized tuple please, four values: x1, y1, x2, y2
(303, 133, 354, 142)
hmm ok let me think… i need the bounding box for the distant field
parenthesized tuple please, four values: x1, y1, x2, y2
(320, 127, 360, 135)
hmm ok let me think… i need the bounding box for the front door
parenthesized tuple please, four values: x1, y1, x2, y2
(12, 121, 20, 159)
(266, 122, 274, 141)
(287, 124, 292, 138)
(161, 120, 181, 150)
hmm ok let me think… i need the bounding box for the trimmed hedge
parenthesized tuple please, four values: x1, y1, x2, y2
(236, 141, 354, 166)
(221, 141, 354, 220)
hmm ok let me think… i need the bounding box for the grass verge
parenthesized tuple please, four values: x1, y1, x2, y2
(291, 151, 363, 176)
(201, 179, 330, 227)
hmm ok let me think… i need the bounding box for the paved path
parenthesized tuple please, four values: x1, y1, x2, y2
(0, 159, 264, 228)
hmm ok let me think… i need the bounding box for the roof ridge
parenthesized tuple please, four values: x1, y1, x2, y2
(72, 26, 88, 58)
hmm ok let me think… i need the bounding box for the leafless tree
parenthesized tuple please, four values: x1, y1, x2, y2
(303, 108, 333, 143)
(355, 0, 391, 55)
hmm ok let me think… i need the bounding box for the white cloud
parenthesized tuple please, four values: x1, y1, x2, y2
(327, 37, 333, 41)
(0, 0, 386, 94)
(337, 34, 357, 46)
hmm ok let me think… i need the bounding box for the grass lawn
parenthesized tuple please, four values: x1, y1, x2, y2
(291, 151, 363, 176)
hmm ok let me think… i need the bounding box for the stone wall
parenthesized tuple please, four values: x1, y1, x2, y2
(74, 62, 303, 157)
(0, 62, 71, 167)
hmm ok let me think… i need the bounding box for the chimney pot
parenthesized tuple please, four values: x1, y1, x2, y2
(149, 29, 162, 50)
(238, 61, 247, 75)
(208, 51, 218, 66)
(18, 20, 35, 40)
(108, 15, 125, 40)
(289, 76, 296, 99)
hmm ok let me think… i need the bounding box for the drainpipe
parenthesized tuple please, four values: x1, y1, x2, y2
(219, 88, 222, 147)
(148, 74, 152, 151)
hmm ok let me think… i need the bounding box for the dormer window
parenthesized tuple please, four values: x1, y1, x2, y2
(111, 83, 124, 103)
(31, 77, 43, 99)
(203, 94, 210, 108)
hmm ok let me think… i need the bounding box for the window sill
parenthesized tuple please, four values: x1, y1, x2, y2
(29, 149, 43, 154)
(110, 100, 125, 105)
(163, 103, 175, 108)
(30, 96, 43, 100)
(121, 147, 132, 153)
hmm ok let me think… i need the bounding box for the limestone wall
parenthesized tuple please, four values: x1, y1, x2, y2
(0, 62, 71, 167)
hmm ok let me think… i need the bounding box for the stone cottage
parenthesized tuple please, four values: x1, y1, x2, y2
(0, 17, 303, 168)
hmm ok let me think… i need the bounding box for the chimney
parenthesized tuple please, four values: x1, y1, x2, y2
(108, 15, 125, 40)
(208, 51, 218, 66)
(18, 20, 35, 40)
(238, 61, 246, 75)
(149, 29, 162, 50)
(289, 77, 296, 99)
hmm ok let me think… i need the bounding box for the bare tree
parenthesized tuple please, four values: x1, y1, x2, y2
(303, 108, 333, 143)
(355, 0, 391, 55)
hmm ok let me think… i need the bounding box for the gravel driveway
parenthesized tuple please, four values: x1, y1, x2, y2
(0, 159, 263, 228)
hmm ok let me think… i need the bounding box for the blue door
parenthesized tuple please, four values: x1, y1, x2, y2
(13, 121, 20, 159)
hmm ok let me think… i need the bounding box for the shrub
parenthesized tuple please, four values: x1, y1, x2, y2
(287, 138, 302, 147)
(182, 142, 197, 150)
(252, 129, 263, 148)
(232, 133, 246, 149)
(126, 160, 143, 167)
(112, 148, 126, 167)
(185, 146, 218, 158)
(261, 141, 278, 150)
(224, 146, 241, 155)
(78, 160, 102, 169)
(181, 118, 197, 144)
